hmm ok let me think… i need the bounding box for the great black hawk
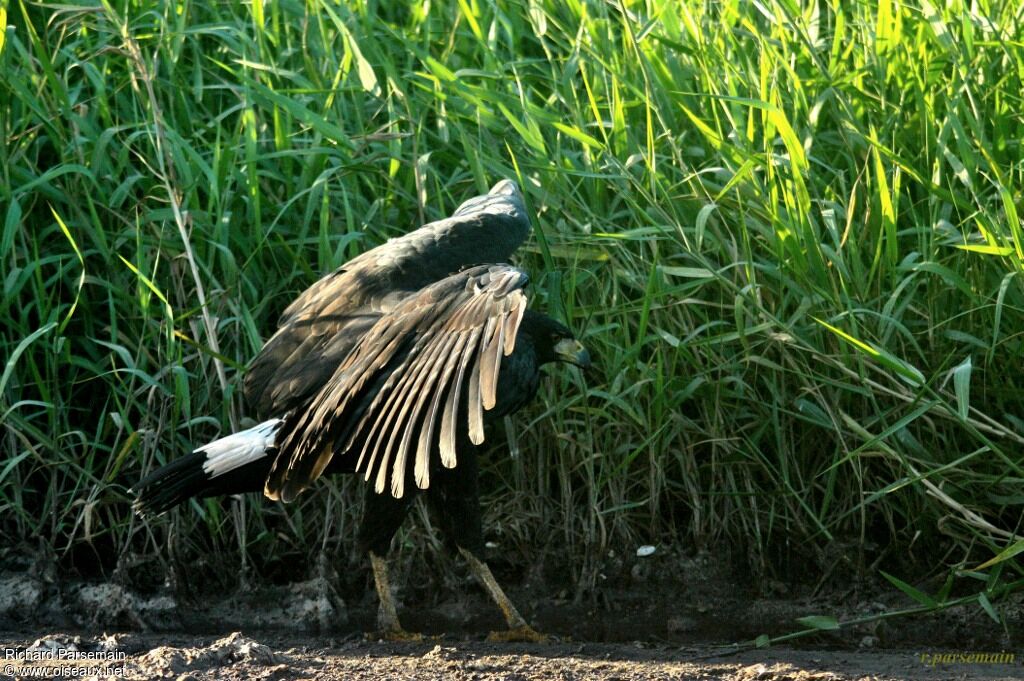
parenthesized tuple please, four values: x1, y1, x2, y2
(133, 180, 591, 641)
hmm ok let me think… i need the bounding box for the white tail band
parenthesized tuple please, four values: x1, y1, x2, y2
(199, 418, 283, 479)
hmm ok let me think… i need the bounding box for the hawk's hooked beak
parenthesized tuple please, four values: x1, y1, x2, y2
(554, 338, 592, 369)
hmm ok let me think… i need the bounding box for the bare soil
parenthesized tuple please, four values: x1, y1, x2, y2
(0, 630, 1020, 680)
(1, 549, 1020, 680)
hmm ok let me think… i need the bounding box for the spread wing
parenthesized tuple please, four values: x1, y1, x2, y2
(243, 180, 530, 418)
(264, 264, 530, 502)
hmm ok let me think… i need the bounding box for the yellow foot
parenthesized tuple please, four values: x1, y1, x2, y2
(486, 625, 549, 643)
(368, 628, 425, 642)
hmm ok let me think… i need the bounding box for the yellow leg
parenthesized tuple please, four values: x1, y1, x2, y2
(458, 547, 548, 642)
(369, 551, 423, 642)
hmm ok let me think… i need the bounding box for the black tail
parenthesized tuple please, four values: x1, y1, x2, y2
(133, 450, 275, 516)
(133, 418, 284, 516)
(134, 451, 209, 516)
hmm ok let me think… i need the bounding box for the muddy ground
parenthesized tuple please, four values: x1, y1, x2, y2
(1, 549, 1020, 680)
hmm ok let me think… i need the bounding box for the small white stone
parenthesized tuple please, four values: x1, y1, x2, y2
(636, 545, 656, 557)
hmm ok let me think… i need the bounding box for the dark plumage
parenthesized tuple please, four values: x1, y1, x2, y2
(133, 180, 590, 640)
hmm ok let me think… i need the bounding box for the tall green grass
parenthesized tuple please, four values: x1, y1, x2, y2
(2, 0, 1022, 616)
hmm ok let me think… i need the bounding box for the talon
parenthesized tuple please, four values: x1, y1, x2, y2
(486, 625, 549, 643)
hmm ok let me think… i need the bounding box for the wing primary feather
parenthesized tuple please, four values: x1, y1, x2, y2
(362, 389, 400, 493)
(268, 387, 335, 499)
(361, 324, 447, 495)
(385, 331, 453, 497)
(355, 357, 410, 485)
(467, 319, 491, 445)
(440, 326, 482, 467)
(416, 332, 467, 485)
(342, 340, 415, 472)
(503, 293, 526, 356)
(283, 321, 405, 487)
(278, 307, 438, 499)
(359, 349, 426, 492)
(395, 333, 457, 493)
(346, 319, 425, 473)
(480, 306, 505, 410)
(364, 298, 459, 494)
(352, 372, 398, 475)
